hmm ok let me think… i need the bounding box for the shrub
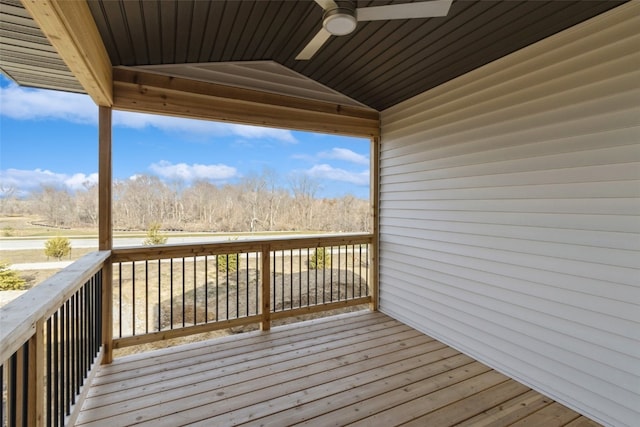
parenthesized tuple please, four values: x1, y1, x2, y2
(0, 261, 26, 290)
(216, 253, 238, 273)
(216, 237, 239, 272)
(44, 236, 72, 260)
(2, 226, 14, 237)
(309, 247, 331, 269)
(143, 223, 168, 245)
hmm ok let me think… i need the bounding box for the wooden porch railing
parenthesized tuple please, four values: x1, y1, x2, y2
(0, 234, 375, 426)
(109, 233, 374, 349)
(0, 251, 110, 427)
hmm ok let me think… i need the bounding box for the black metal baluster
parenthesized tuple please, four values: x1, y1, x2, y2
(298, 249, 302, 308)
(289, 249, 293, 309)
(215, 256, 219, 322)
(118, 263, 122, 338)
(366, 245, 369, 296)
(307, 248, 311, 306)
(170, 258, 174, 329)
(226, 255, 230, 319)
(52, 311, 59, 427)
(22, 343, 29, 426)
(68, 294, 75, 405)
(158, 259, 161, 331)
(65, 299, 71, 415)
(359, 244, 363, 297)
(9, 353, 17, 427)
(194, 256, 197, 325)
(255, 251, 259, 315)
(245, 253, 249, 316)
(46, 316, 52, 427)
(131, 261, 136, 335)
(205, 255, 209, 322)
(182, 258, 186, 327)
(272, 251, 276, 312)
(330, 246, 334, 302)
(337, 245, 341, 301)
(59, 303, 67, 420)
(145, 260, 149, 334)
(236, 254, 239, 318)
(353, 245, 357, 298)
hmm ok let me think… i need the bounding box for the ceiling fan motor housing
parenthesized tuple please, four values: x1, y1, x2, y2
(323, 7, 357, 35)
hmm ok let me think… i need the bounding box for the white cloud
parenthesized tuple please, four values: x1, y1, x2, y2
(0, 168, 98, 195)
(319, 148, 369, 165)
(113, 111, 297, 143)
(0, 82, 297, 143)
(149, 160, 238, 181)
(0, 82, 96, 124)
(305, 164, 369, 186)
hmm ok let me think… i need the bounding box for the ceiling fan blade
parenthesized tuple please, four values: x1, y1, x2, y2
(295, 28, 332, 60)
(315, 0, 338, 11)
(357, 0, 452, 21)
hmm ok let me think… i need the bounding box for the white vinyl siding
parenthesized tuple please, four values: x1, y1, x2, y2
(378, 3, 639, 427)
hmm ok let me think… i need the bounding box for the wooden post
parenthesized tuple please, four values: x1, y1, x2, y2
(28, 320, 45, 426)
(99, 106, 113, 364)
(369, 136, 380, 311)
(260, 244, 271, 331)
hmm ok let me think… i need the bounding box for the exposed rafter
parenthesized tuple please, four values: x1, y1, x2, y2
(113, 68, 380, 138)
(20, 0, 112, 106)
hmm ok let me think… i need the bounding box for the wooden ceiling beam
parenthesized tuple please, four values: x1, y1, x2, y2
(20, 0, 113, 106)
(113, 68, 380, 138)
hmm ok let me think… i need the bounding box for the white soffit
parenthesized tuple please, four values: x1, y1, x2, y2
(134, 61, 371, 109)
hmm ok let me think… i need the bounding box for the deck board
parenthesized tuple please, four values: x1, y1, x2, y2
(76, 311, 601, 426)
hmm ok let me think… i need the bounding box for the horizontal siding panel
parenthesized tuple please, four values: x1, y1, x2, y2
(382, 79, 640, 151)
(379, 217, 640, 251)
(381, 180, 640, 201)
(378, 4, 640, 426)
(381, 159, 640, 188)
(378, 267, 640, 386)
(380, 210, 640, 234)
(381, 234, 640, 298)
(381, 138, 640, 178)
(380, 198, 640, 216)
(380, 247, 640, 343)
(381, 224, 638, 268)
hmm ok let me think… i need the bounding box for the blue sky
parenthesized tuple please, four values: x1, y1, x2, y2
(0, 75, 370, 199)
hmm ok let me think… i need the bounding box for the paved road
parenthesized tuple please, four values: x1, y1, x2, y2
(12, 261, 73, 270)
(0, 234, 297, 251)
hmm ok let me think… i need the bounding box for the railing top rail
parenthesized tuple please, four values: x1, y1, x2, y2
(0, 250, 111, 363)
(111, 233, 374, 262)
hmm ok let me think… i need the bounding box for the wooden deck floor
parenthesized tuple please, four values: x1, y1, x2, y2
(76, 311, 601, 426)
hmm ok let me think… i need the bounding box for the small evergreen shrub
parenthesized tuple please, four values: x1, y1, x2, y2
(0, 261, 26, 290)
(143, 223, 168, 245)
(217, 253, 238, 272)
(309, 247, 331, 269)
(44, 236, 72, 260)
(216, 237, 239, 272)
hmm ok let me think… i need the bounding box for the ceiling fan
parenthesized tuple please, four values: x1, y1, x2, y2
(296, 0, 453, 60)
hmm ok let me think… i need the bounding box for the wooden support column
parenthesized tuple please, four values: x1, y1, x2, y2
(260, 245, 271, 331)
(99, 106, 113, 364)
(369, 136, 380, 311)
(28, 319, 45, 426)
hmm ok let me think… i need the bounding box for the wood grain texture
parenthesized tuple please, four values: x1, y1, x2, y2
(75, 311, 599, 426)
(112, 68, 380, 137)
(20, 0, 112, 105)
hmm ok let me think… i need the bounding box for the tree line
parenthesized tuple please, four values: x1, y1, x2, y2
(0, 171, 371, 233)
